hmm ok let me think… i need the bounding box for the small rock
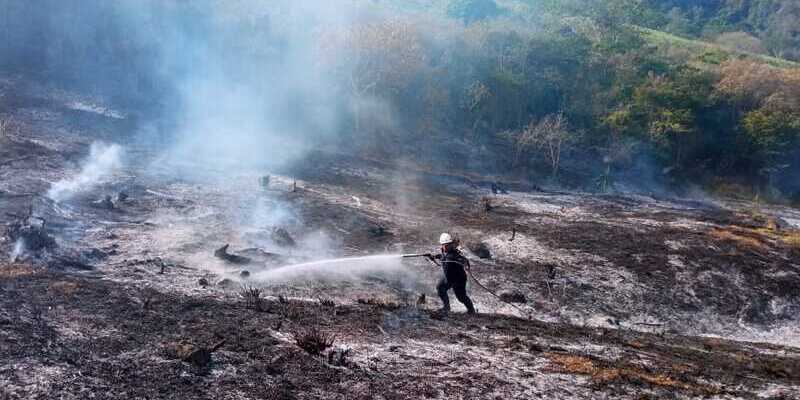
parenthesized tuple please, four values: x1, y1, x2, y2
(498, 291, 526, 304)
(368, 225, 388, 237)
(183, 348, 212, 368)
(240, 270, 251, 279)
(216, 278, 236, 289)
(508, 337, 524, 349)
(198, 278, 209, 287)
(93, 195, 115, 210)
(527, 342, 544, 353)
(468, 242, 492, 259)
(82, 248, 108, 261)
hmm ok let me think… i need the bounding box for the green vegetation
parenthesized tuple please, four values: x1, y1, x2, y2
(316, 0, 800, 197)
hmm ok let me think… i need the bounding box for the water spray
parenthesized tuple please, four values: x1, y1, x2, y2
(253, 252, 535, 319)
(252, 254, 410, 283)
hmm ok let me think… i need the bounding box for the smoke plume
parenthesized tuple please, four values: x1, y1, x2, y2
(9, 238, 24, 262)
(48, 142, 124, 202)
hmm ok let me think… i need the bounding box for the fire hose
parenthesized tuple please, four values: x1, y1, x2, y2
(403, 254, 534, 319)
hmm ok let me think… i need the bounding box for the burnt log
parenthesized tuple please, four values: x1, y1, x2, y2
(214, 244, 252, 265)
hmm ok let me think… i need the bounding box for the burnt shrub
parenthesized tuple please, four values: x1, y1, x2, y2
(318, 297, 335, 308)
(239, 285, 266, 312)
(327, 346, 352, 367)
(294, 327, 335, 355)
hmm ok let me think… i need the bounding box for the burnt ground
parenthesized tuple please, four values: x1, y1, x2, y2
(2, 78, 800, 399)
(3, 265, 800, 400)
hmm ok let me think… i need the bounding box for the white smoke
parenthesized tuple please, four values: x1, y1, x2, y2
(9, 238, 25, 262)
(48, 142, 123, 202)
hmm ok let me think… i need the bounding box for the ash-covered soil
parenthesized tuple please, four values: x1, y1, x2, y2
(2, 79, 800, 399)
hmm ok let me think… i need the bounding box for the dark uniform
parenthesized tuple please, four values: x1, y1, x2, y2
(433, 248, 476, 314)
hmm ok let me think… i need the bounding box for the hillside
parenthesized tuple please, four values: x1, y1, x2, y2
(1, 78, 800, 399)
(2, 1, 800, 399)
(640, 27, 799, 69)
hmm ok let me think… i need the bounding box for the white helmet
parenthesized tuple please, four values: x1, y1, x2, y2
(439, 232, 454, 245)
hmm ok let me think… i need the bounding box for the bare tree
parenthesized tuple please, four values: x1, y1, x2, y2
(513, 112, 572, 176)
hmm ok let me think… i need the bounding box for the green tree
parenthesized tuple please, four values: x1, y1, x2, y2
(605, 67, 714, 168)
(664, 7, 693, 36)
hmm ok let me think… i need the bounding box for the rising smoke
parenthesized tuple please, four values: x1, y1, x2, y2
(9, 238, 24, 262)
(124, 1, 370, 175)
(1, 1, 377, 173)
(47, 142, 124, 202)
(0, 1, 455, 178)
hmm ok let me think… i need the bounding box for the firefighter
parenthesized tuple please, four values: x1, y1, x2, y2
(427, 233, 476, 315)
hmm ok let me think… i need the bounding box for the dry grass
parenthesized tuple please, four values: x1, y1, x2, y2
(0, 263, 41, 278)
(239, 285, 266, 312)
(783, 231, 800, 250)
(546, 353, 719, 395)
(48, 280, 79, 296)
(713, 223, 800, 252)
(709, 227, 767, 250)
(357, 297, 403, 310)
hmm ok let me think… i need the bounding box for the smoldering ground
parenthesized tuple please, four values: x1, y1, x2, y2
(47, 142, 123, 202)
